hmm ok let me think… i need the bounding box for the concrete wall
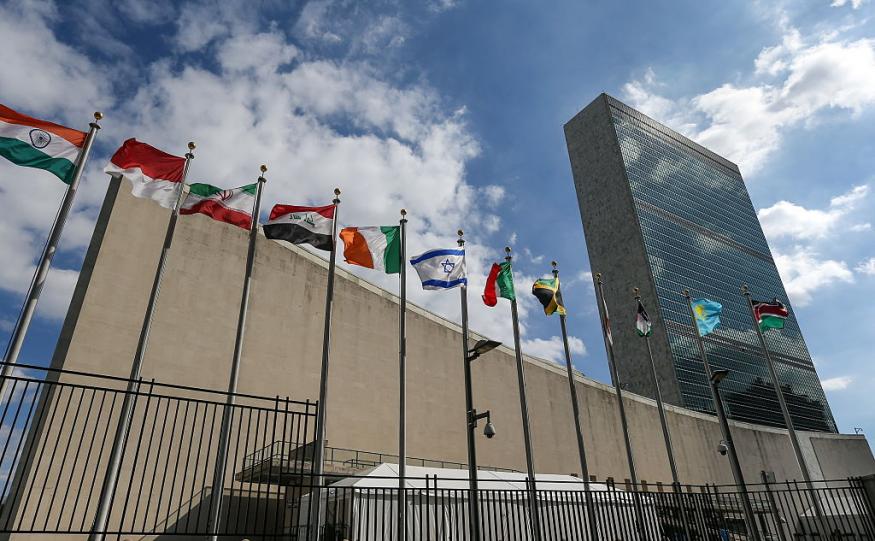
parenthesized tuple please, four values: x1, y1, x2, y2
(36, 175, 872, 486)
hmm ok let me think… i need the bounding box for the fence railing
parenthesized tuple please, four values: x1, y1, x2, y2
(0, 362, 317, 537)
(0, 362, 873, 539)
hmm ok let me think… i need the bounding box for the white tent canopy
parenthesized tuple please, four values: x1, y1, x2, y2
(295, 463, 661, 540)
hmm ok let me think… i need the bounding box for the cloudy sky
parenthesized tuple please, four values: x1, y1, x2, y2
(1, 0, 873, 436)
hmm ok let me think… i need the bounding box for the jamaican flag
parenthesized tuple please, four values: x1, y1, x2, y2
(532, 276, 566, 316)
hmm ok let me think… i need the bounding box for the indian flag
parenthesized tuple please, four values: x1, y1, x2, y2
(104, 139, 186, 208)
(180, 183, 256, 230)
(339, 226, 401, 273)
(0, 104, 86, 184)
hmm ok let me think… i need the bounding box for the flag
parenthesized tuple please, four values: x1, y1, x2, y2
(105, 139, 186, 208)
(602, 295, 613, 346)
(339, 226, 401, 273)
(482, 262, 515, 306)
(753, 299, 788, 331)
(691, 298, 722, 336)
(532, 277, 565, 316)
(635, 300, 652, 337)
(263, 204, 335, 251)
(180, 183, 256, 230)
(0, 104, 86, 183)
(410, 249, 466, 290)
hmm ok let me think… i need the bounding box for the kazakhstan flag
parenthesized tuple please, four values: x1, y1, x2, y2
(691, 298, 722, 336)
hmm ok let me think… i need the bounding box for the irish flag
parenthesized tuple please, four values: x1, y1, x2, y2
(0, 104, 86, 184)
(105, 139, 186, 208)
(753, 299, 789, 331)
(180, 183, 256, 230)
(339, 226, 401, 273)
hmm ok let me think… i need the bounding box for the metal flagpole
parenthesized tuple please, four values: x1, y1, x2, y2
(552, 262, 598, 541)
(207, 166, 268, 541)
(309, 188, 342, 541)
(683, 290, 760, 541)
(741, 287, 822, 495)
(594, 273, 646, 541)
(89, 142, 196, 541)
(1, 112, 102, 394)
(634, 288, 691, 541)
(504, 247, 542, 541)
(457, 230, 482, 541)
(634, 288, 679, 485)
(398, 208, 408, 540)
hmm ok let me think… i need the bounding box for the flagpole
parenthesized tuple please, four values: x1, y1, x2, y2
(634, 288, 679, 486)
(88, 142, 196, 541)
(1, 112, 102, 393)
(309, 187, 341, 541)
(682, 290, 759, 541)
(594, 272, 646, 541)
(504, 247, 541, 541)
(398, 208, 408, 540)
(552, 262, 598, 541)
(207, 165, 268, 541)
(741, 286, 816, 486)
(634, 288, 692, 541)
(457, 229, 483, 541)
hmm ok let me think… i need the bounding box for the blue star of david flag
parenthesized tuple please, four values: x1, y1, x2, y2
(691, 298, 723, 336)
(410, 248, 467, 290)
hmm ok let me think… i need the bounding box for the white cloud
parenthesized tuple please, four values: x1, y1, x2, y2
(521, 335, 586, 364)
(856, 257, 875, 275)
(831, 0, 866, 8)
(623, 34, 875, 174)
(850, 223, 871, 232)
(821, 376, 853, 391)
(773, 247, 854, 306)
(757, 184, 869, 240)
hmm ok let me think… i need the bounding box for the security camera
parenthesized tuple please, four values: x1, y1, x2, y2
(484, 421, 496, 439)
(717, 441, 729, 456)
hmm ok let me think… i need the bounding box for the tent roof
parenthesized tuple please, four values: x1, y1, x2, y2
(328, 463, 614, 492)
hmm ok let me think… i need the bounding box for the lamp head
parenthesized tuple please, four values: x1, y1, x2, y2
(483, 421, 496, 439)
(711, 369, 729, 385)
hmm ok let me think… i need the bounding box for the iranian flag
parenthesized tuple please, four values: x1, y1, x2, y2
(105, 139, 186, 208)
(339, 226, 401, 273)
(753, 299, 789, 331)
(0, 104, 86, 184)
(482, 262, 515, 306)
(263, 204, 335, 251)
(180, 183, 256, 230)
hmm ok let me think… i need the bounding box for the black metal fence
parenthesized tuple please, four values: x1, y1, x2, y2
(0, 362, 317, 538)
(0, 362, 873, 540)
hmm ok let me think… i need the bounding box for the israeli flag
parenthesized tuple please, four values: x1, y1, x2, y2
(410, 249, 467, 290)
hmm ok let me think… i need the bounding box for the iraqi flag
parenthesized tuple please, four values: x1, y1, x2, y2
(0, 104, 86, 184)
(753, 299, 788, 331)
(180, 183, 256, 230)
(104, 139, 186, 208)
(263, 204, 335, 251)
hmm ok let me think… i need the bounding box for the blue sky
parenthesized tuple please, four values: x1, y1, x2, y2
(0, 0, 873, 437)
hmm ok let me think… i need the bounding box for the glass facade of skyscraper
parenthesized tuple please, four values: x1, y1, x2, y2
(608, 100, 836, 433)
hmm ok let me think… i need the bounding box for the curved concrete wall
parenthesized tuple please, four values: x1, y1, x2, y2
(49, 178, 874, 485)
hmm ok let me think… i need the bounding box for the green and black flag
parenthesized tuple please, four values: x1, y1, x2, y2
(752, 298, 789, 331)
(532, 276, 566, 316)
(635, 301, 652, 337)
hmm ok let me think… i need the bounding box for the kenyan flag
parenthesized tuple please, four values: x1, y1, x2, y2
(753, 299, 789, 331)
(180, 183, 257, 230)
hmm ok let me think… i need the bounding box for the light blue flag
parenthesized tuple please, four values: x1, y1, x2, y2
(410, 248, 467, 290)
(691, 298, 722, 336)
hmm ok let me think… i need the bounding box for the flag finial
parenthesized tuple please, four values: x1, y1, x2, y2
(741, 284, 750, 296)
(333, 188, 341, 204)
(188, 141, 196, 151)
(504, 246, 512, 263)
(400, 208, 407, 217)
(457, 229, 465, 247)
(633, 287, 640, 300)
(91, 112, 103, 130)
(682, 289, 691, 299)
(186, 142, 196, 159)
(552, 260, 558, 278)
(596, 271, 603, 285)
(260, 164, 267, 173)
(258, 165, 267, 183)
(400, 208, 407, 223)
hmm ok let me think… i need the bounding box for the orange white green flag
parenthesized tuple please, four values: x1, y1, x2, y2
(339, 226, 401, 273)
(0, 104, 86, 183)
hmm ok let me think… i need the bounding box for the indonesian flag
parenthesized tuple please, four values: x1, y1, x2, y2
(0, 104, 86, 184)
(339, 226, 401, 273)
(105, 139, 186, 208)
(263, 204, 335, 251)
(180, 183, 256, 230)
(753, 299, 789, 331)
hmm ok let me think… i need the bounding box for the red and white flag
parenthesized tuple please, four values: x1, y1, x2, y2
(104, 138, 186, 208)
